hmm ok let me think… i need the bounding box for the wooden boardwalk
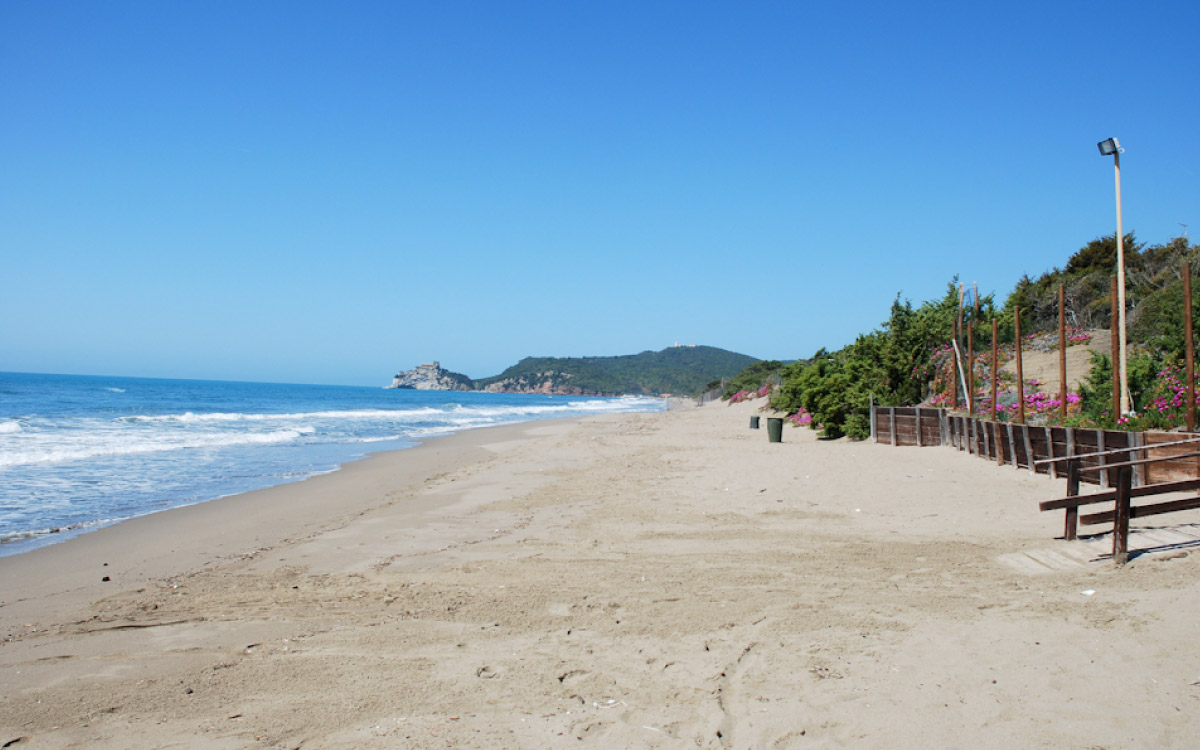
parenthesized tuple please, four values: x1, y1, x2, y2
(998, 523, 1200, 574)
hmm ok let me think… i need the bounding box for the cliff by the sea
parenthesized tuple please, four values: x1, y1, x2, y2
(387, 362, 473, 391)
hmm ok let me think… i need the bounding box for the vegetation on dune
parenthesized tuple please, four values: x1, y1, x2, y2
(721, 360, 786, 399)
(722, 232, 1200, 439)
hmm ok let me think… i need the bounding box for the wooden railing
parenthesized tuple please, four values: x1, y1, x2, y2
(869, 405, 1200, 562)
(1036, 437, 1200, 563)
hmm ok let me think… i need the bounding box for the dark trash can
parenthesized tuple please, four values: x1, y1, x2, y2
(750, 416, 760, 429)
(767, 417, 784, 443)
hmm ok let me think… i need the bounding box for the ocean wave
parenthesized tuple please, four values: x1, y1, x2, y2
(0, 428, 308, 469)
(120, 407, 447, 424)
(116, 398, 661, 426)
(0, 517, 122, 545)
(0, 420, 21, 434)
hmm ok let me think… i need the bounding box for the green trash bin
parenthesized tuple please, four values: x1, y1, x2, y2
(767, 417, 783, 443)
(750, 416, 760, 429)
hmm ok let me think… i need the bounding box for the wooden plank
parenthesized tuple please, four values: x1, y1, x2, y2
(873, 391, 883, 439)
(1035, 434, 1200, 465)
(1097, 430, 1108, 489)
(890, 407, 896, 447)
(1006, 422, 1018, 468)
(1045, 427, 1057, 478)
(915, 407, 922, 447)
(1022, 424, 1035, 474)
(1078, 450, 1200, 474)
(983, 419, 991, 459)
(1080, 496, 1200, 526)
(1133, 431, 1146, 486)
(1040, 477, 1200, 512)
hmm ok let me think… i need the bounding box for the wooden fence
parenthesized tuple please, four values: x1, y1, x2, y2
(870, 405, 1200, 487)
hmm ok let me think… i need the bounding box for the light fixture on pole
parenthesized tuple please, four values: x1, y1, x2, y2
(1097, 137, 1130, 414)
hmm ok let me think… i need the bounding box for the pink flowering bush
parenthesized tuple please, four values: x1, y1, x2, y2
(784, 409, 813, 426)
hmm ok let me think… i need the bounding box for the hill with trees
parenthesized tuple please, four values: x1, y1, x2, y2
(474, 345, 758, 396)
(724, 232, 1199, 439)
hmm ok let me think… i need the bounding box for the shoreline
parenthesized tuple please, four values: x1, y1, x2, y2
(4, 400, 1200, 748)
(0, 416, 574, 629)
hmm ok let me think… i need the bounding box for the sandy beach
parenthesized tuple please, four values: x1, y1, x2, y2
(3, 399, 1199, 748)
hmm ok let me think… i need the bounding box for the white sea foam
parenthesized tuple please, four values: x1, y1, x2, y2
(117, 398, 660, 426)
(0, 428, 308, 469)
(0, 517, 121, 545)
(0, 420, 21, 434)
(122, 407, 447, 424)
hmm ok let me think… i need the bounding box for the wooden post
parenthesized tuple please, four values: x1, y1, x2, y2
(1113, 465, 1132, 564)
(1022, 424, 1035, 474)
(1097, 430, 1107, 489)
(1111, 275, 1121, 420)
(982, 418, 992, 459)
(995, 421, 1004, 466)
(968, 322, 975, 417)
(991, 318, 999, 422)
(889, 407, 897, 447)
(1015, 306, 1025, 424)
(1045, 427, 1058, 479)
(870, 393, 876, 442)
(1059, 284, 1067, 421)
(1186, 263, 1195, 432)
(1007, 422, 1018, 468)
(1065, 459, 1081, 541)
(915, 407, 923, 447)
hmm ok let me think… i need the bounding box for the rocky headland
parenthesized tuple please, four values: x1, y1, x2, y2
(387, 361, 473, 391)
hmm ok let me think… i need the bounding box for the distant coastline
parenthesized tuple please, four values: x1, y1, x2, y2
(388, 344, 759, 397)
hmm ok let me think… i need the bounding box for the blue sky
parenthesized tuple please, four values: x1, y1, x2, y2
(2, 1, 1197, 386)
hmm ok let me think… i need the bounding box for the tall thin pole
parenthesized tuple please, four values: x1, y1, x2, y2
(951, 316, 959, 409)
(990, 318, 999, 421)
(1015, 306, 1025, 423)
(1186, 262, 1195, 432)
(967, 322, 975, 417)
(1114, 150, 1130, 414)
(1111, 275, 1120, 420)
(957, 284, 965, 409)
(1059, 284, 1067, 420)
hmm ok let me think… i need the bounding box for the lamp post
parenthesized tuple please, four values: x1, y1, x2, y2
(1098, 137, 1130, 415)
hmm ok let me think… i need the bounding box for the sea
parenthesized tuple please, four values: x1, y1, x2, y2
(0, 372, 667, 557)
